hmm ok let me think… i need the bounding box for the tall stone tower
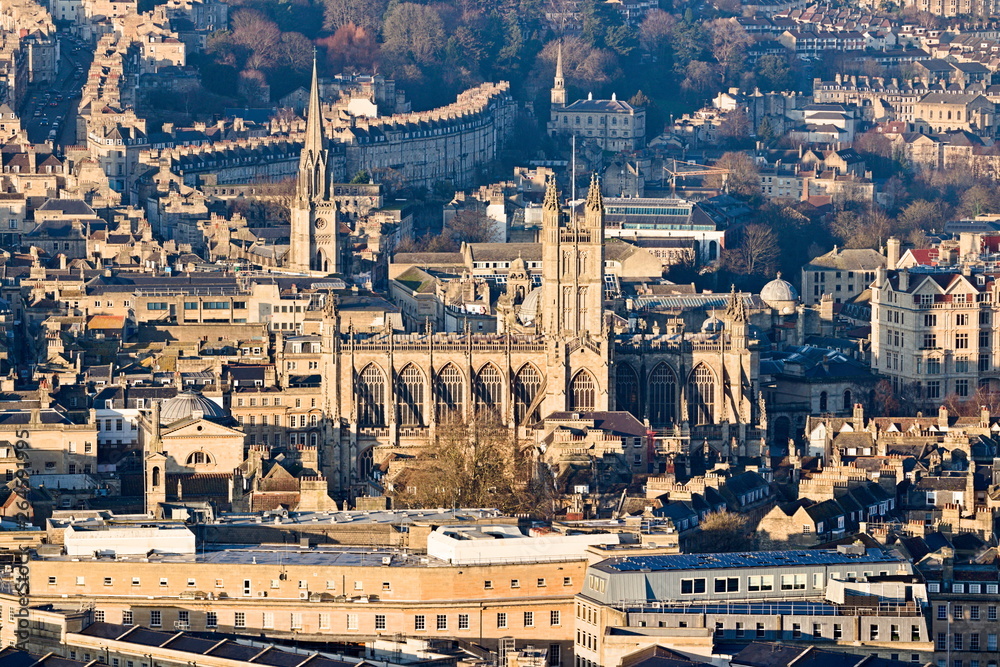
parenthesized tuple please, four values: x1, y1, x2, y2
(551, 41, 567, 108)
(144, 401, 167, 516)
(540, 173, 605, 336)
(289, 56, 340, 274)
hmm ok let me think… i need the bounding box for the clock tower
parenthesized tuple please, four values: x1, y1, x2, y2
(289, 56, 339, 274)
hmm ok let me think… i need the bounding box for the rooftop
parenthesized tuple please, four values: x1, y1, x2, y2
(593, 548, 904, 573)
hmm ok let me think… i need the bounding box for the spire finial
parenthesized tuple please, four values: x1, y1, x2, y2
(586, 172, 603, 211)
(555, 40, 564, 84)
(543, 174, 559, 211)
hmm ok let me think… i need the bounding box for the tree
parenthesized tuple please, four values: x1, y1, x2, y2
(755, 54, 791, 92)
(960, 184, 997, 218)
(693, 511, 757, 553)
(829, 208, 893, 250)
(718, 106, 751, 147)
(707, 151, 759, 199)
(638, 9, 675, 61)
(320, 0, 387, 33)
(388, 414, 544, 514)
(680, 60, 719, 101)
(708, 19, 752, 84)
(350, 170, 370, 184)
(897, 200, 944, 234)
(872, 380, 899, 417)
(382, 3, 445, 67)
(722, 223, 778, 278)
(318, 24, 380, 74)
(449, 208, 500, 243)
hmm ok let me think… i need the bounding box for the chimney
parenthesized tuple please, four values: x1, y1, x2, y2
(898, 269, 909, 292)
(853, 403, 864, 429)
(938, 405, 949, 430)
(886, 237, 901, 269)
(981, 405, 990, 429)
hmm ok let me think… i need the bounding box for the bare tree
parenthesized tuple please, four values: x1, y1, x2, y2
(706, 151, 760, 199)
(722, 223, 778, 278)
(448, 208, 500, 244)
(693, 511, 758, 553)
(389, 413, 544, 514)
(708, 19, 752, 84)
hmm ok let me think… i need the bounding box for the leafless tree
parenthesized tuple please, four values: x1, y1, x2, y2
(448, 208, 500, 244)
(722, 223, 778, 278)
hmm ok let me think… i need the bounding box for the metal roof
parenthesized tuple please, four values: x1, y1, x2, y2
(595, 548, 902, 573)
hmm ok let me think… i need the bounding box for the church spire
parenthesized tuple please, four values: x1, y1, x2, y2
(551, 41, 566, 107)
(304, 52, 324, 159)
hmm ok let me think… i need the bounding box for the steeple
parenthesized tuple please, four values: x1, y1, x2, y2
(551, 41, 567, 107)
(304, 52, 324, 160)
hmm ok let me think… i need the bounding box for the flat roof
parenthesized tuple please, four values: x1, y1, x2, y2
(594, 549, 903, 574)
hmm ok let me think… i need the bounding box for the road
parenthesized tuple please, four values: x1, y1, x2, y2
(23, 33, 93, 145)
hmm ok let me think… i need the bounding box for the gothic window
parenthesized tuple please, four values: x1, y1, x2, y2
(151, 466, 160, 487)
(357, 364, 386, 427)
(616, 365, 640, 417)
(648, 363, 678, 427)
(687, 364, 716, 425)
(475, 363, 504, 419)
(819, 391, 828, 412)
(435, 364, 464, 423)
(397, 364, 425, 426)
(569, 371, 596, 412)
(578, 251, 588, 276)
(843, 389, 852, 410)
(514, 364, 543, 425)
(358, 447, 374, 479)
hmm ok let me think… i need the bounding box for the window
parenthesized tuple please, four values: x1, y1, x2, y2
(957, 333, 969, 349)
(756, 623, 765, 638)
(955, 604, 964, 619)
(458, 614, 469, 630)
(415, 615, 426, 631)
(150, 610, 161, 627)
(159, 578, 168, 587)
(563, 577, 572, 586)
(104, 577, 112, 586)
(122, 611, 133, 625)
(291, 613, 302, 630)
(319, 613, 331, 630)
(736, 622, 745, 638)
(680, 578, 707, 594)
(988, 634, 998, 651)
(938, 605, 947, 620)
(715, 577, 739, 593)
(347, 614, 358, 631)
(538, 578, 547, 587)
(261, 613, 274, 629)
(375, 614, 386, 630)
(524, 612, 534, 627)
(437, 614, 448, 630)
(95, 610, 105, 623)
(47, 577, 56, 585)
(938, 634, 948, 651)
(511, 579, 520, 589)
(235, 612, 245, 629)
(484, 580, 493, 590)
(990, 606, 998, 621)
(748, 575, 773, 591)
(206, 612, 217, 628)
(551, 610, 561, 626)
(833, 624, 842, 639)
(497, 613, 508, 629)
(780, 574, 806, 591)
(954, 634, 964, 651)
(972, 634, 981, 651)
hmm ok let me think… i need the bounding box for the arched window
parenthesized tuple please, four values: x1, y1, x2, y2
(843, 389, 852, 411)
(357, 364, 386, 427)
(616, 365, 640, 417)
(687, 365, 715, 425)
(310, 432, 318, 447)
(820, 391, 828, 412)
(185, 451, 213, 465)
(309, 414, 318, 427)
(474, 363, 504, 418)
(648, 363, 677, 427)
(435, 364, 464, 423)
(569, 371, 596, 412)
(151, 466, 160, 487)
(397, 364, 425, 426)
(358, 447, 374, 479)
(514, 364, 543, 425)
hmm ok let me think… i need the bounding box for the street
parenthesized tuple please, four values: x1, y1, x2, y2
(22, 32, 93, 145)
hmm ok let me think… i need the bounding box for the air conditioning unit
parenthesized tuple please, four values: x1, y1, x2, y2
(299, 591, 309, 599)
(256, 591, 267, 598)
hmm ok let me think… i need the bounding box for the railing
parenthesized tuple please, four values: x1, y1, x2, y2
(618, 600, 922, 617)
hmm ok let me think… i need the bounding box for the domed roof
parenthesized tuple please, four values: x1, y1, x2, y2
(159, 391, 228, 423)
(701, 310, 725, 333)
(760, 273, 799, 311)
(517, 287, 542, 326)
